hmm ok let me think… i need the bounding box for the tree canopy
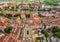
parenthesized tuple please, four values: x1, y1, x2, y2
(41, 29, 49, 37)
(44, 0, 60, 6)
(4, 26, 12, 33)
(51, 26, 60, 38)
(25, 14, 30, 18)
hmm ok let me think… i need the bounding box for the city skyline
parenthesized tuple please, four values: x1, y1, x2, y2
(0, 0, 60, 42)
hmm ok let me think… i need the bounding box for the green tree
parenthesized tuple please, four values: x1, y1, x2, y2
(4, 6, 9, 10)
(44, 0, 59, 6)
(14, 14, 21, 18)
(36, 37, 44, 42)
(51, 26, 60, 38)
(38, 14, 45, 17)
(4, 26, 12, 33)
(28, 4, 34, 11)
(10, 6, 14, 11)
(41, 29, 48, 37)
(41, 29, 48, 42)
(52, 26, 60, 33)
(54, 32, 60, 38)
(5, 14, 12, 18)
(0, 13, 4, 16)
(0, 8, 2, 11)
(25, 14, 30, 18)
